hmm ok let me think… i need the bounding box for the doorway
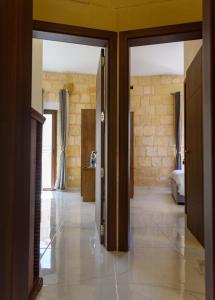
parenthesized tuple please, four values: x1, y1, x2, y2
(42, 110, 57, 190)
(37, 38, 106, 255)
(27, 22, 117, 298)
(127, 39, 205, 297)
(33, 22, 117, 253)
(118, 22, 202, 251)
(118, 23, 207, 298)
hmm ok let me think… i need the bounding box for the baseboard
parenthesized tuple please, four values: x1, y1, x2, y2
(29, 277, 43, 300)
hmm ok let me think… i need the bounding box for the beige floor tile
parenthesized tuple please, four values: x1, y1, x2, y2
(37, 187, 205, 300)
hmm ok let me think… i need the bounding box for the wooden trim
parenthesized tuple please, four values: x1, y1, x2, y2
(33, 20, 116, 47)
(105, 30, 117, 250)
(31, 108, 46, 124)
(43, 110, 57, 190)
(121, 22, 202, 46)
(202, 0, 215, 298)
(33, 21, 117, 251)
(184, 80, 188, 215)
(0, 0, 33, 298)
(29, 277, 43, 300)
(29, 111, 44, 298)
(119, 31, 130, 251)
(118, 22, 202, 251)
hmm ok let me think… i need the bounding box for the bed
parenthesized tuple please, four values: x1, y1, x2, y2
(170, 170, 185, 205)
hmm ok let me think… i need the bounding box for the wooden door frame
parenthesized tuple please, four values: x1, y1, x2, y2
(118, 19, 215, 299)
(33, 21, 117, 251)
(43, 110, 57, 191)
(202, 0, 215, 298)
(118, 22, 202, 252)
(0, 0, 33, 299)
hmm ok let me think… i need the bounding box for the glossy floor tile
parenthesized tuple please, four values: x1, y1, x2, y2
(37, 187, 205, 300)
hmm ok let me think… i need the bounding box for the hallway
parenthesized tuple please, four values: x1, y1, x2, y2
(37, 188, 205, 300)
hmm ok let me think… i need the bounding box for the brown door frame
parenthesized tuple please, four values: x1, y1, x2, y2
(118, 21, 202, 251)
(118, 19, 215, 299)
(203, 0, 215, 298)
(43, 110, 57, 191)
(33, 21, 117, 251)
(0, 0, 33, 299)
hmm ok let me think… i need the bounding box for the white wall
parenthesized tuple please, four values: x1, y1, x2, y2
(32, 39, 43, 114)
(184, 40, 202, 73)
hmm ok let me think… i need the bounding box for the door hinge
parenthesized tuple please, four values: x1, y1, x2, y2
(101, 112, 105, 123)
(100, 224, 105, 236)
(101, 167, 105, 178)
(101, 56, 105, 67)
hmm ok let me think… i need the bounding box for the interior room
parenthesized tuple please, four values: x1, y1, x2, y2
(129, 39, 205, 296)
(31, 38, 106, 274)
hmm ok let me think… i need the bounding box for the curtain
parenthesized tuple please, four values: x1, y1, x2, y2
(174, 92, 182, 170)
(55, 89, 69, 190)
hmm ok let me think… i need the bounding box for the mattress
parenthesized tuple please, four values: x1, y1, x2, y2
(170, 170, 185, 196)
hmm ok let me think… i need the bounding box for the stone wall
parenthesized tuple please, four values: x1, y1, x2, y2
(43, 72, 184, 189)
(42, 72, 96, 189)
(130, 75, 184, 187)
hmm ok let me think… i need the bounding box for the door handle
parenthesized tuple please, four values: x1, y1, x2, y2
(185, 149, 191, 154)
(184, 149, 191, 165)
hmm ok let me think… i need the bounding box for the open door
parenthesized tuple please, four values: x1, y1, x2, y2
(81, 109, 96, 199)
(96, 49, 106, 243)
(130, 112, 134, 199)
(185, 48, 204, 246)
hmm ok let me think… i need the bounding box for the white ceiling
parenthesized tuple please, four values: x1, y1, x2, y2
(43, 40, 184, 76)
(130, 42, 184, 76)
(43, 40, 102, 74)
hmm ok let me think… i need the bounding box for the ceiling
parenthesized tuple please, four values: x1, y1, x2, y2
(43, 40, 184, 76)
(43, 40, 101, 74)
(130, 42, 184, 76)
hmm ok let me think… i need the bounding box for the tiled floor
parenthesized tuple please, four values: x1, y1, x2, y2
(37, 187, 205, 300)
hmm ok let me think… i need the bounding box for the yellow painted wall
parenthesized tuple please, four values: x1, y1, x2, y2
(34, 0, 202, 32)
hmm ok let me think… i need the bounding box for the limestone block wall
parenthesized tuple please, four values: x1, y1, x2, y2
(42, 72, 96, 189)
(130, 75, 184, 187)
(43, 72, 184, 190)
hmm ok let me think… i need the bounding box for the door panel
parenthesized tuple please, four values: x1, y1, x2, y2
(185, 48, 204, 245)
(81, 109, 96, 197)
(130, 112, 134, 199)
(96, 49, 105, 243)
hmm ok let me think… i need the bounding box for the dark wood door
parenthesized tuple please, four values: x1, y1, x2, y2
(96, 49, 105, 243)
(185, 48, 204, 246)
(81, 109, 96, 198)
(130, 112, 134, 199)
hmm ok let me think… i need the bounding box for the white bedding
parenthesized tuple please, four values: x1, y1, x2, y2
(170, 170, 185, 196)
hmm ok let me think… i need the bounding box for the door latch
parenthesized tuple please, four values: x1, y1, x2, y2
(101, 112, 105, 123)
(100, 224, 105, 236)
(101, 168, 105, 178)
